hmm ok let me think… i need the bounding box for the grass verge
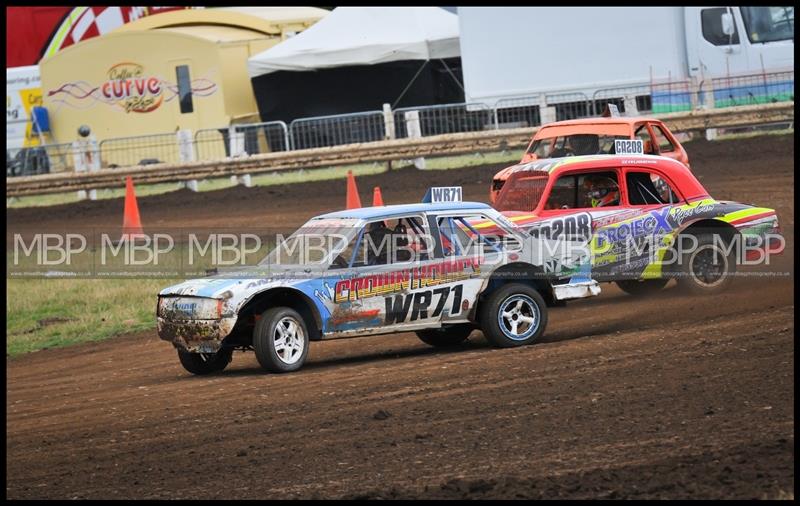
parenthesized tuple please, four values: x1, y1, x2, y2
(6, 278, 175, 357)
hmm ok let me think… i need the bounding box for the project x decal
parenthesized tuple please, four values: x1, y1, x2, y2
(595, 207, 673, 250)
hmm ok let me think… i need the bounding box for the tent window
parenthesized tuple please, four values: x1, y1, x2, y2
(176, 65, 193, 114)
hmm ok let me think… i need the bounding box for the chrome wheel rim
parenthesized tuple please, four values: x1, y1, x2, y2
(273, 316, 305, 365)
(690, 245, 727, 287)
(498, 294, 539, 340)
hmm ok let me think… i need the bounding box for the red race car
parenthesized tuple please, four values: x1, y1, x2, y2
(490, 116, 689, 203)
(490, 154, 783, 295)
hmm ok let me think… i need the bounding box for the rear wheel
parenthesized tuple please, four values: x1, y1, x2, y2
(177, 348, 232, 375)
(416, 324, 474, 347)
(676, 233, 736, 295)
(479, 283, 548, 348)
(615, 278, 669, 296)
(253, 307, 309, 373)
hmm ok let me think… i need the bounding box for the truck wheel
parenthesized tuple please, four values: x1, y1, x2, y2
(416, 324, 474, 347)
(676, 232, 736, 295)
(615, 278, 669, 296)
(253, 307, 309, 373)
(177, 348, 232, 375)
(479, 283, 548, 348)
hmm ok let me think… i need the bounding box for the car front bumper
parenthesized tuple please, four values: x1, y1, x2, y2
(157, 316, 237, 353)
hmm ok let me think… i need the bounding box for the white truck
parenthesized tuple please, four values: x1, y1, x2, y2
(458, 7, 794, 113)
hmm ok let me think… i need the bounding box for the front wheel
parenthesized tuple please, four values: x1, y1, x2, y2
(478, 283, 548, 348)
(253, 307, 310, 373)
(416, 324, 474, 347)
(177, 348, 232, 375)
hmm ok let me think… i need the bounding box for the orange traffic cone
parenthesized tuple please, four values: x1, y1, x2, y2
(372, 186, 384, 206)
(345, 170, 362, 209)
(122, 176, 144, 240)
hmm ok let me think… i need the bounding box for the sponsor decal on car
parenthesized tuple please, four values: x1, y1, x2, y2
(333, 257, 482, 303)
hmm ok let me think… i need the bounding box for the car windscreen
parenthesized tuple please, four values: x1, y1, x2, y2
(493, 174, 550, 212)
(527, 134, 630, 158)
(259, 218, 360, 266)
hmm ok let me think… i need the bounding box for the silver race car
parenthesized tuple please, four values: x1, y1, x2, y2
(157, 198, 599, 375)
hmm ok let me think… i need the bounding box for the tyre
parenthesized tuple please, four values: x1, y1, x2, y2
(676, 232, 736, 295)
(615, 278, 669, 296)
(253, 307, 310, 373)
(478, 283, 548, 348)
(416, 324, 474, 347)
(177, 348, 232, 375)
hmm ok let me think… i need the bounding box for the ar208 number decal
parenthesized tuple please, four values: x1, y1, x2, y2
(384, 285, 464, 324)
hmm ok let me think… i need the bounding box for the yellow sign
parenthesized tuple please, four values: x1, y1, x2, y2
(21, 87, 43, 146)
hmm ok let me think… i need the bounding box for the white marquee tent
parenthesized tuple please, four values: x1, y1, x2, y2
(247, 6, 460, 77)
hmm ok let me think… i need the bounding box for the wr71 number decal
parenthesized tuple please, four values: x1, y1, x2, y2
(384, 285, 464, 324)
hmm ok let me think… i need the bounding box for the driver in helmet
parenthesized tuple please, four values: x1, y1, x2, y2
(582, 175, 620, 207)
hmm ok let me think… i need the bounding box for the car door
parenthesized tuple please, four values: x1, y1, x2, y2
(431, 211, 518, 323)
(325, 214, 447, 337)
(618, 167, 686, 280)
(537, 167, 644, 280)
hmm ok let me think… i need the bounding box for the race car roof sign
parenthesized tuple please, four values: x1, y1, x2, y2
(615, 139, 644, 155)
(423, 186, 463, 203)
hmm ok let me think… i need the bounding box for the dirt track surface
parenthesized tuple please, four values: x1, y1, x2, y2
(6, 134, 795, 499)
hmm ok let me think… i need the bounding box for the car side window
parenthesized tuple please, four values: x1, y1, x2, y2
(544, 175, 578, 209)
(437, 215, 515, 257)
(437, 217, 473, 257)
(545, 171, 621, 209)
(651, 125, 676, 153)
(634, 124, 657, 154)
(340, 216, 429, 268)
(626, 171, 682, 205)
(577, 172, 621, 208)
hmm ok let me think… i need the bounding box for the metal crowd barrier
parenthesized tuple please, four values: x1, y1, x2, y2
(709, 70, 794, 109)
(195, 121, 289, 161)
(6, 142, 78, 177)
(493, 94, 543, 130)
(543, 91, 594, 121)
(393, 102, 494, 139)
(98, 132, 180, 168)
(288, 111, 385, 150)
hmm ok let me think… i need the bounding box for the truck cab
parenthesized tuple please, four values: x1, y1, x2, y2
(685, 6, 794, 78)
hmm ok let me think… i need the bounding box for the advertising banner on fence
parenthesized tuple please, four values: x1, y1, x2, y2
(6, 66, 43, 149)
